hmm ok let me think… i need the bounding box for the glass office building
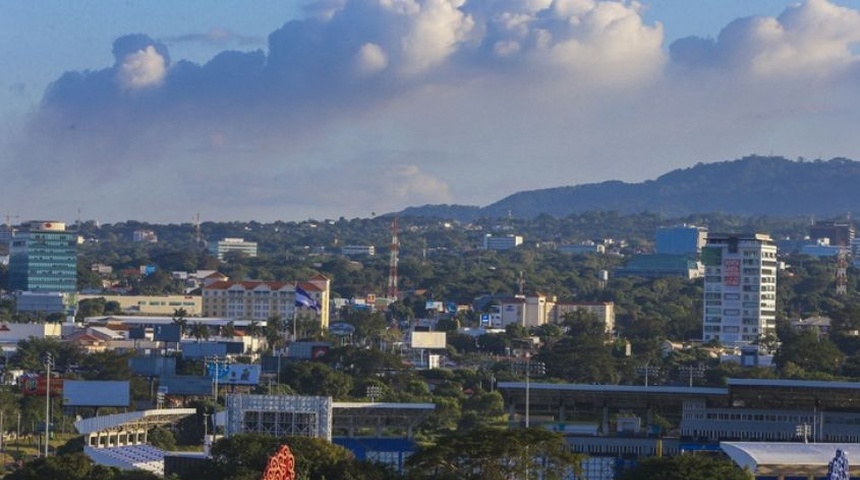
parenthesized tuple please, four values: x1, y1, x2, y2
(8, 221, 78, 293)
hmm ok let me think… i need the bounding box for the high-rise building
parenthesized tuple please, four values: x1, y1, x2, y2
(8, 221, 78, 293)
(702, 233, 777, 346)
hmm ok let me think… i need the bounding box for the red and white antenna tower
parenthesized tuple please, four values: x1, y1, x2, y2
(836, 249, 848, 295)
(387, 217, 399, 301)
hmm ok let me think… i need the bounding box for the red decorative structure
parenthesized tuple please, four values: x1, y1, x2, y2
(262, 445, 296, 480)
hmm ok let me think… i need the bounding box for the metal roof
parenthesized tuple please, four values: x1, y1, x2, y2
(721, 442, 859, 474)
(727, 378, 860, 390)
(333, 402, 435, 410)
(75, 408, 197, 435)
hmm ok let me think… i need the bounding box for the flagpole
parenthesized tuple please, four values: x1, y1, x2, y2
(292, 302, 298, 341)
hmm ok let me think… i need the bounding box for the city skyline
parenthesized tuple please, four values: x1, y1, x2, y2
(2, 0, 860, 223)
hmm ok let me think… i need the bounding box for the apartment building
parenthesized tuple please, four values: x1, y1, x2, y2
(702, 233, 777, 346)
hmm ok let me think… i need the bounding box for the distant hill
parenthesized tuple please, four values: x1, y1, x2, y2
(398, 156, 860, 221)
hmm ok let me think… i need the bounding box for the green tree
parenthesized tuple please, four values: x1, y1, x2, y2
(206, 434, 397, 480)
(406, 427, 581, 480)
(189, 322, 211, 342)
(775, 330, 844, 376)
(615, 454, 752, 480)
(279, 362, 353, 398)
(148, 426, 177, 451)
(76, 298, 107, 321)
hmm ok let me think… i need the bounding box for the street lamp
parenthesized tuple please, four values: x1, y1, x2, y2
(43, 353, 54, 458)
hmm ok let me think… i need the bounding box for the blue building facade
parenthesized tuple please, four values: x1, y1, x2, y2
(655, 225, 707, 256)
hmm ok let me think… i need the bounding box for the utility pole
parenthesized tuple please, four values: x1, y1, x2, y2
(44, 353, 53, 457)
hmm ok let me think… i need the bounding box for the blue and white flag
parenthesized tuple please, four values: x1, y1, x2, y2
(295, 286, 320, 311)
(828, 449, 849, 480)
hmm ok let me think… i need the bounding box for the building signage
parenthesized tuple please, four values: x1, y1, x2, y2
(724, 259, 740, 287)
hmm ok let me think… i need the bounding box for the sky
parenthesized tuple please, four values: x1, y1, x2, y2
(2, 0, 860, 224)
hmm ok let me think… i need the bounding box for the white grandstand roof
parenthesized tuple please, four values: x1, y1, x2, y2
(333, 402, 435, 410)
(75, 408, 197, 435)
(721, 442, 860, 473)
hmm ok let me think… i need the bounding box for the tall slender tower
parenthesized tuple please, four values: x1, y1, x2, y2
(387, 217, 399, 301)
(836, 248, 848, 295)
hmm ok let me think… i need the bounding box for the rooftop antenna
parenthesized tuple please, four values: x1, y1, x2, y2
(518, 271, 525, 296)
(194, 213, 202, 248)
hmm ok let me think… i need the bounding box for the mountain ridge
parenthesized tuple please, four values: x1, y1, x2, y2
(397, 155, 860, 221)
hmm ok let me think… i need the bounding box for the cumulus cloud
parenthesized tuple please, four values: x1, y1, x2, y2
(117, 46, 167, 90)
(6, 0, 860, 222)
(354, 42, 389, 76)
(670, 0, 860, 79)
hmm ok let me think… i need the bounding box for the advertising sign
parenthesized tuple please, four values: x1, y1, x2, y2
(206, 363, 261, 385)
(723, 259, 740, 287)
(63, 380, 130, 407)
(19, 375, 63, 397)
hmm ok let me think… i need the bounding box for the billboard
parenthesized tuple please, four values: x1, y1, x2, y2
(182, 342, 227, 359)
(160, 376, 213, 396)
(206, 363, 260, 385)
(19, 374, 63, 396)
(409, 331, 447, 349)
(63, 380, 130, 407)
(129, 356, 177, 377)
(154, 324, 182, 342)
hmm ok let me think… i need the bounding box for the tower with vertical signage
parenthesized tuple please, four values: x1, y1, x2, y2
(701, 233, 777, 346)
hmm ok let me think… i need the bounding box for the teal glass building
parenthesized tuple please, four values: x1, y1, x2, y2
(8, 221, 78, 293)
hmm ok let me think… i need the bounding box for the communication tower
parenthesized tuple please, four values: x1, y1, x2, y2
(387, 217, 399, 301)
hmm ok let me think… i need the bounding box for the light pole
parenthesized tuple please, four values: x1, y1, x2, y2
(679, 364, 706, 387)
(512, 355, 545, 428)
(366, 385, 382, 403)
(43, 353, 54, 458)
(636, 363, 660, 387)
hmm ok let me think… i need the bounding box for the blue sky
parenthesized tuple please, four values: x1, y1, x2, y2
(3, 0, 860, 223)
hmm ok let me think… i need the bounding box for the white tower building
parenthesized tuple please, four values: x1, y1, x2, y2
(702, 233, 777, 346)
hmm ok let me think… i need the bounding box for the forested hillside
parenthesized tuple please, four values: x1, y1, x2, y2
(400, 156, 860, 220)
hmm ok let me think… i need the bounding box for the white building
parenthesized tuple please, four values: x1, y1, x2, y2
(702, 233, 777, 346)
(558, 243, 605, 255)
(209, 238, 258, 261)
(483, 234, 523, 251)
(132, 230, 158, 243)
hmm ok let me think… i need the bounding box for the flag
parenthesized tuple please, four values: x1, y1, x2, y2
(295, 286, 320, 312)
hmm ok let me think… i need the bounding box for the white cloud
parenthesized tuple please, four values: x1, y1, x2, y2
(398, 0, 475, 75)
(117, 46, 166, 90)
(8, 0, 860, 223)
(354, 42, 389, 76)
(672, 0, 860, 79)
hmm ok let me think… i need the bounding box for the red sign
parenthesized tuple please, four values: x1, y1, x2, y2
(724, 259, 740, 287)
(19, 375, 63, 396)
